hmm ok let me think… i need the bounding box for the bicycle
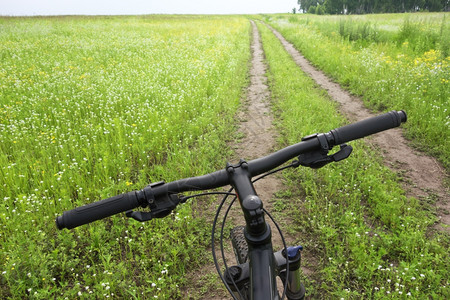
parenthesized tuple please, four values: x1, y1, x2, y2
(56, 110, 407, 300)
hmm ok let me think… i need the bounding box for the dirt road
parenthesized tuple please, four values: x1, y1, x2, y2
(268, 24, 449, 233)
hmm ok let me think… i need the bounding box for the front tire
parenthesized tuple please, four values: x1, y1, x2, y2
(230, 225, 248, 264)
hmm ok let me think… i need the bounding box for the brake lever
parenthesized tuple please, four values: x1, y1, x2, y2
(125, 180, 184, 222)
(126, 210, 153, 222)
(126, 193, 182, 222)
(297, 144, 353, 169)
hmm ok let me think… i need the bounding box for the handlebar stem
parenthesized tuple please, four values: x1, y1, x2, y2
(227, 160, 267, 236)
(226, 159, 278, 299)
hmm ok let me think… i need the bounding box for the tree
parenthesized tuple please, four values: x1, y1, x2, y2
(298, 0, 313, 13)
(316, 4, 326, 14)
(425, 0, 444, 11)
(308, 5, 317, 13)
(301, 0, 447, 14)
(298, 0, 326, 13)
(324, 0, 345, 14)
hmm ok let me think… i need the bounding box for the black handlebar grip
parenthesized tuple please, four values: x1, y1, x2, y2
(56, 191, 140, 230)
(330, 110, 407, 146)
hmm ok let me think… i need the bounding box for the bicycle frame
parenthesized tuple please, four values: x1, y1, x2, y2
(224, 160, 304, 300)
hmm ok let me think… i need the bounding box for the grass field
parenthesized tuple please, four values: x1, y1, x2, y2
(0, 13, 448, 299)
(0, 15, 250, 298)
(256, 19, 448, 299)
(266, 13, 450, 171)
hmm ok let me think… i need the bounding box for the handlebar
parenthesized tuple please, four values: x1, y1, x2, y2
(329, 110, 406, 145)
(56, 110, 407, 230)
(56, 191, 141, 229)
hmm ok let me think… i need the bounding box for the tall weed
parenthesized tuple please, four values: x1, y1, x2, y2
(438, 15, 449, 57)
(396, 18, 441, 54)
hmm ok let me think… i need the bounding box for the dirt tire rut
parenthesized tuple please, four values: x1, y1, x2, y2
(267, 23, 449, 233)
(183, 20, 291, 299)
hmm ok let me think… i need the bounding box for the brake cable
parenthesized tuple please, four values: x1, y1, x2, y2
(179, 191, 237, 203)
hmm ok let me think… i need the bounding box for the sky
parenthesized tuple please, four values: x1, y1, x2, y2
(1, 0, 300, 16)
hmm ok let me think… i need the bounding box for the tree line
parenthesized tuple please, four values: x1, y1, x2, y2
(297, 0, 449, 14)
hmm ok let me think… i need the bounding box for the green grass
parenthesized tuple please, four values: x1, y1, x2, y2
(265, 13, 450, 171)
(1, 13, 448, 299)
(0, 15, 250, 298)
(256, 20, 448, 298)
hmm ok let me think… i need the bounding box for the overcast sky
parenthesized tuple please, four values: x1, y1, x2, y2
(1, 0, 300, 16)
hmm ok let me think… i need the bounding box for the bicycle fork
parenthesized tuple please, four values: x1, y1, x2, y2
(224, 160, 305, 300)
(225, 246, 305, 300)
